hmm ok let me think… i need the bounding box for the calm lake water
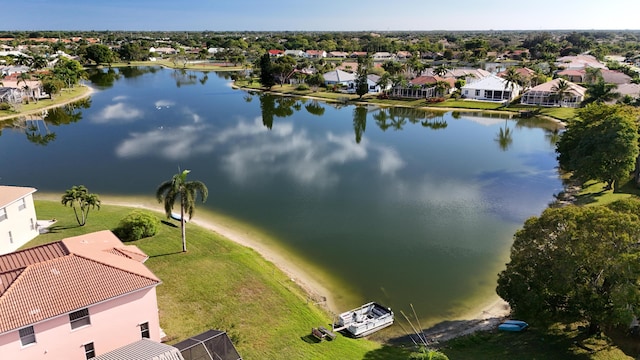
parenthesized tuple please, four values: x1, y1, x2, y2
(0, 67, 563, 330)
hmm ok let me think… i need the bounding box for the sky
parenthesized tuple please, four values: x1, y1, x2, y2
(3, 0, 640, 32)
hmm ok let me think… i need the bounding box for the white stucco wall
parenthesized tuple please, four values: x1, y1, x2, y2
(0, 193, 38, 255)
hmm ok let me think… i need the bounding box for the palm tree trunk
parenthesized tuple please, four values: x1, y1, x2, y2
(181, 198, 187, 252)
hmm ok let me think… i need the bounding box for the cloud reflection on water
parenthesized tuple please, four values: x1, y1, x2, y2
(92, 102, 144, 123)
(115, 116, 405, 188)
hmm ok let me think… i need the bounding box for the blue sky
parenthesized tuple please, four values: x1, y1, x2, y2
(4, 0, 640, 31)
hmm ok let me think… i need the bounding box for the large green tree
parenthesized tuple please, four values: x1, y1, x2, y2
(156, 170, 208, 252)
(258, 53, 276, 89)
(85, 44, 116, 66)
(556, 104, 639, 189)
(497, 200, 640, 334)
(61, 185, 101, 226)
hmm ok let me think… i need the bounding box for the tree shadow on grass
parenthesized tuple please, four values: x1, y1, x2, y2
(161, 220, 178, 228)
(148, 251, 184, 258)
(44, 224, 81, 233)
(362, 344, 411, 360)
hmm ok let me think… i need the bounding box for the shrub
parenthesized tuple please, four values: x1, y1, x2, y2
(113, 210, 160, 241)
(296, 83, 310, 91)
(0, 102, 11, 110)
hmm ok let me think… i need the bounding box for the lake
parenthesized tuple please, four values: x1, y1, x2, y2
(0, 67, 563, 332)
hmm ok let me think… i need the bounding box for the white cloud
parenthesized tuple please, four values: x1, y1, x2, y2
(92, 103, 143, 123)
(115, 124, 216, 160)
(155, 100, 175, 108)
(376, 146, 405, 175)
(112, 95, 128, 101)
(183, 107, 203, 123)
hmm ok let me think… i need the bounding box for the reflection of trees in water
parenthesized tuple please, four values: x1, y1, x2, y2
(495, 119, 513, 151)
(353, 106, 367, 144)
(305, 101, 325, 116)
(117, 66, 160, 79)
(0, 99, 89, 146)
(373, 107, 449, 132)
(171, 69, 198, 88)
(87, 68, 121, 88)
(258, 94, 301, 129)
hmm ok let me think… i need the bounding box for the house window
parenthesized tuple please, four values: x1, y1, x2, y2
(475, 90, 480, 96)
(0, 208, 6, 221)
(18, 198, 26, 211)
(8, 231, 13, 244)
(69, 308, 90, 329)
(19, 326, 36, 346)
(140, 322, 150, 339)
(31, 218, 35, 231)
(84, 342, 95, 359)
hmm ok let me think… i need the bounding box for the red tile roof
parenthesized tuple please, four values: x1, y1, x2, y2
(0, 231, 160, 334)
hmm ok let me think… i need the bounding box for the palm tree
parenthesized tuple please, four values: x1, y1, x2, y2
(582, 80, 619, 105)
(584, 67, 603, 84)
(551, 79, 572, 106)
(502, 67, 522, 102)
(61, 185, 101, 226)
(156, 170, 208, 252)
(433, 64, 448, 77)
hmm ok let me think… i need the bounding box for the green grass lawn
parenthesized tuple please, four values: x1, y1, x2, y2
(29, 200, 405, 360)
(0, 86, 90, 120)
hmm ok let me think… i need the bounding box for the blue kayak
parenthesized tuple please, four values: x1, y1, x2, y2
(498, 320, 529, 332)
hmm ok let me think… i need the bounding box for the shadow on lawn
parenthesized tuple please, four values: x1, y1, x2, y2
(161, 220, 178, 228)
(44, 224, 81, 233)
(148, 251, 183, 258)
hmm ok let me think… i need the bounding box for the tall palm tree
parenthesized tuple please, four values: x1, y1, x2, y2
(156, 170, 208, 252)
(551, 79, 572, 106)
(433, 64, 448, 77)
(502, 67, 522, 102)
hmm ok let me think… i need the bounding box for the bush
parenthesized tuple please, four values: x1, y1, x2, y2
(295, 83, 310, 91)
(0, 102, 11, 110)
(113, 210, 160, 241)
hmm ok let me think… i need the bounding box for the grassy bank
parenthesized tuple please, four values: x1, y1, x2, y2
(0, 86, 91, 121)
(28, 200, 408, 360)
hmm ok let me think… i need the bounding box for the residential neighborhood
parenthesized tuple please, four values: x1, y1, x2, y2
(4, 27, 640, 360)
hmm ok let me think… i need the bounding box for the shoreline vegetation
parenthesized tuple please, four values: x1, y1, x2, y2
(0, 85, 94, 121)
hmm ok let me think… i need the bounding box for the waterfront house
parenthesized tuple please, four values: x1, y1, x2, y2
(0, 87, 23, 104)
(461, 74, 522, 102)
(520, 78, 586, 108)
(0, 185, 38, 254)
(0, 230, 162, 360)
(305, 50, 326, 59)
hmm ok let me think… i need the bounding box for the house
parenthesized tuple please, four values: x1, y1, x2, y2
(93, 339, 184, 360)
(601, 69, 632, 85)
(0, 230, 162, 360)
(556, 54, 606, 70)
(284, 50, 305, 57)
(520, 78, 586, 108)
(268, 49, 284, 57)
(372, 52, 393, 60)
(328, 51, 349, 58)
(497, 67, 536, 85)
(350, 51, 368, 58)
(395, 51, 412, 60)
(409, 75, 456, 93)
(615, 83, 640, 100)
(0, 87, 23, 104)
(2, 75, 48, 100)
(557, 69, 585, 83)
(149, 47, 176, 56)
(305, 50, 326, 59)
(0, 186, 38, 254)
(323, 69, 356, 87)
(461, 74, 522, 102)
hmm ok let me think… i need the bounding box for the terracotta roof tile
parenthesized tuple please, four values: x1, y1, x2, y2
(0, 231, 160, 334)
